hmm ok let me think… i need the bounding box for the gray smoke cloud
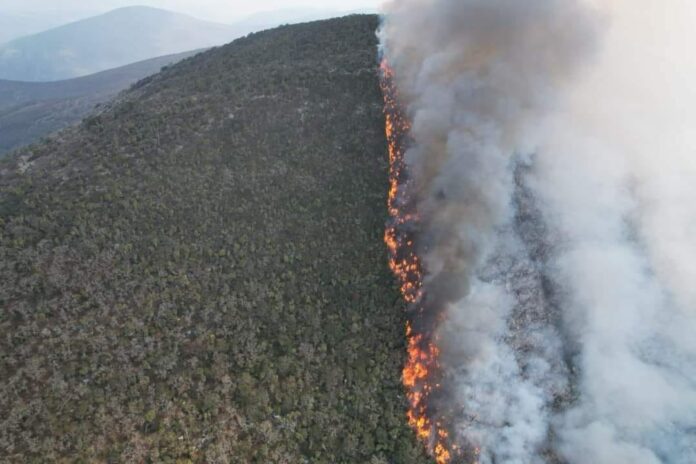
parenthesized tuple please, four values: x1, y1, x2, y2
(529, 2, 696, 462)
(380, 0, 696, 462)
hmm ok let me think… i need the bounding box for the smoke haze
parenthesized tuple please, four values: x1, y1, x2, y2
(380, 0, 696, 462)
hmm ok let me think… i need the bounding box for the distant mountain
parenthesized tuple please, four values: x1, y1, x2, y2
(0, 15, 430, 464)
(0, 13, 65, 45)
(0, 6, 368, 46)
(0, 6, 240, 82)
(0, 50, 202, 156)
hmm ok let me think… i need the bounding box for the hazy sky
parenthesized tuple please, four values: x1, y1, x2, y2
(2, 0, 382, 23)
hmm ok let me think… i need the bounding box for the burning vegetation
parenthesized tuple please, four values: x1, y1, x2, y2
(381, 61, 466, 464)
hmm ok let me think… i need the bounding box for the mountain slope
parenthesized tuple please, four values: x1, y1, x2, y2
(0, 15, 429, 464)
(0, 6, 236, 82)
(0, 50, 203, 156)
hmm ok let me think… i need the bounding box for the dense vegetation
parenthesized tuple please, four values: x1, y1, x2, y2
(0, 50, 200, 156)
(0, 15, 430, 464)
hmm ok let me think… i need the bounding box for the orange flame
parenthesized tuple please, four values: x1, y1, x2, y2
(381, 61, 423, 305)
(380, 59, 457, 464)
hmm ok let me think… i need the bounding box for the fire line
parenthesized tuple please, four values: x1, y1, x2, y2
(380, 60, 461, 464)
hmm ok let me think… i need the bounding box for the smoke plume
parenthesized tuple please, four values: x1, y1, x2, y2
(380, 0, 696, 462)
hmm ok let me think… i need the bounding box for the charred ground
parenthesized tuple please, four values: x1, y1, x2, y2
(0, 15, 430, 464)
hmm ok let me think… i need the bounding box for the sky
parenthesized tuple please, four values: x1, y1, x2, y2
(1, 0, 382, 24)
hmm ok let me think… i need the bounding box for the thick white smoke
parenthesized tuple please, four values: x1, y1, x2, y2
(531, 2, 696, 463)
(381, 0, 696, 463)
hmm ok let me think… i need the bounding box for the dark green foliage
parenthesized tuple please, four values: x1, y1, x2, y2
(0, 15, 430, 464)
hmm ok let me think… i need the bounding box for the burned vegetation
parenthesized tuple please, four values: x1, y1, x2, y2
(0, 15, 430, 464)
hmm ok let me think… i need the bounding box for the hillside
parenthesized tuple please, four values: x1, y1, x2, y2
(0, 50, 203, 156)
(0, 15, 430, 464)
(0, 6, 237, 82)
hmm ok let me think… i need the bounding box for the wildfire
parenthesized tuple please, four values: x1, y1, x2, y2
(380, 60, 459, 464)
(382, 62, 423, 305)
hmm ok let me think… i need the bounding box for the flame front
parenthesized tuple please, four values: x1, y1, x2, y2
(382, 62, 423, 305)
(381, 60, 458, 464)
